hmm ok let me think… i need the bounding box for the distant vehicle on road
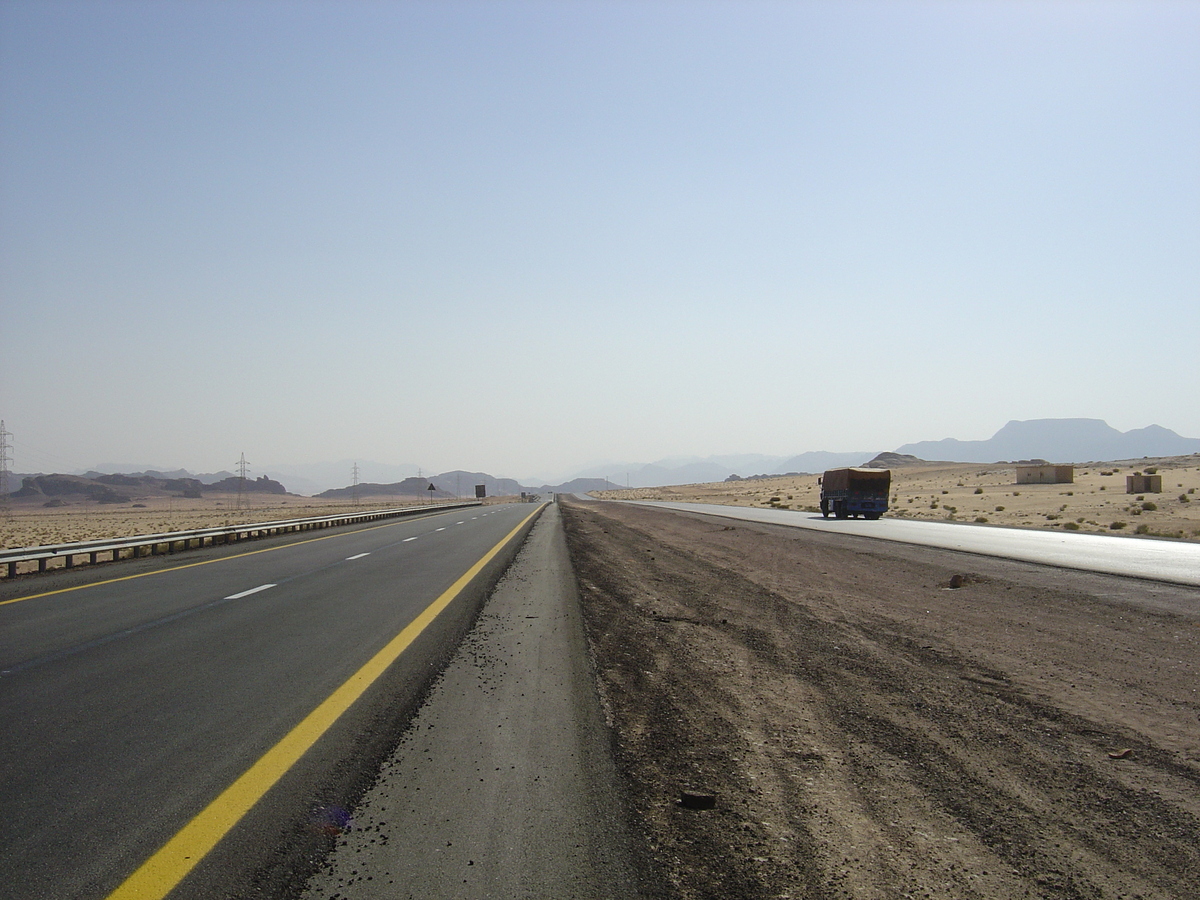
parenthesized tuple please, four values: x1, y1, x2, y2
(819, 468, 890, 520)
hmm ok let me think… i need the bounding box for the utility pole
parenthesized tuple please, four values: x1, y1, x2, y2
(352, 462, 360, 508)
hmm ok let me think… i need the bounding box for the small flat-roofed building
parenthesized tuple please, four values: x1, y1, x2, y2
(1126, 474, 1163, 493)
(1016, 465, 1074, 484)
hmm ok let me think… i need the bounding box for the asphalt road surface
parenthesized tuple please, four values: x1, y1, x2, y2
(633, 501, 1200, 586)
(0, 503, 541, 900)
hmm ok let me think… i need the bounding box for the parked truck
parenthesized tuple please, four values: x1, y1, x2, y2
(819, 467, 890, 520)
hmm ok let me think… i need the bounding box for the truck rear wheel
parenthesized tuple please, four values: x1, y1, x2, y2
(820, 500, 829, 518)
(835, 503, 848, 520)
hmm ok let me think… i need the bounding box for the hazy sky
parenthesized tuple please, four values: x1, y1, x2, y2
(2, 0, 1197, 482)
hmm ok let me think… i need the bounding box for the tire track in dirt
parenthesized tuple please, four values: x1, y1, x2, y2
(561, 500, 1200, 900)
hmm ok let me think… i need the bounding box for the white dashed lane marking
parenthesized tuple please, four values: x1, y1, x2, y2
(223, 584, 276, 600)
(346, 553, 370, 561)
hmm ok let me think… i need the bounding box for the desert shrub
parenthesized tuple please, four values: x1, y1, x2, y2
(1136, 524, 1150, 534)
(1101, 470, 1113, 476)
(1063, 522, 1080, 530)
(930, 501, 939, 509)
(1190, 487, 1196, 494)
(1142, 501, 1157, 511)
(974, 487, 983, 494)
(942, 490, 949, 494)
(1066, 491, 1074, 496)
(1181, 494, 1191, 503)
(995, 505, 1005, 512)
(1099, 486, 1106, 491)
(1110, 521, 1127, 530)
(1146, 466, 1158, 474)
(1013, 491, 1020, 496)
(975, 516, 988, 523)
(1046, 514, 1060, 520)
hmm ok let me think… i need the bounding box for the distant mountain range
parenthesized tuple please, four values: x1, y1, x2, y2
(562, 451, 876, 491)
(13, 419, 1196, 501)
(896, 419, 1200, 464)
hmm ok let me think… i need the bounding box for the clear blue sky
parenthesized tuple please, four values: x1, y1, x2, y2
(2, 0, 1197, 482)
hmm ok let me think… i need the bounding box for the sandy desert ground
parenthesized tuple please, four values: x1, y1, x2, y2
(590, 455, 1200, 543)
(0, 492, 509, 552)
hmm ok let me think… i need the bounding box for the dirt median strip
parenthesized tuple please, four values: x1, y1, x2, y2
(561, 499, 1200, 900)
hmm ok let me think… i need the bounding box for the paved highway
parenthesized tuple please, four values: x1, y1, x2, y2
(0, 503, 542, 900)
(631, 502, 1200, 587)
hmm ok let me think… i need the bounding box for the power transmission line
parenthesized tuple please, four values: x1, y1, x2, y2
(236, 452, 250, 510)
(0, 420, 12, 518)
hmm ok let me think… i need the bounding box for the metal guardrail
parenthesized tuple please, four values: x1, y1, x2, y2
(1, 501, 483, 578)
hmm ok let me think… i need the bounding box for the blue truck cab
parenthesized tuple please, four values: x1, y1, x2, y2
(819, 467, 891, 520)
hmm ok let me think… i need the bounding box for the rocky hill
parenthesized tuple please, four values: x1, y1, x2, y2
(7, 471, 287, 503)
(317, 477, 454, 500)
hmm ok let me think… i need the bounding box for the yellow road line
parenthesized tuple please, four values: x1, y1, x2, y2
(105, 504, 543, 900)
(0, 513, 449, 607)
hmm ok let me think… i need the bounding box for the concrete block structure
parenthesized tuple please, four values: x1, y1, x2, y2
(1126, 474, 1163, 493)
(1016, 465, 1075, 485)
